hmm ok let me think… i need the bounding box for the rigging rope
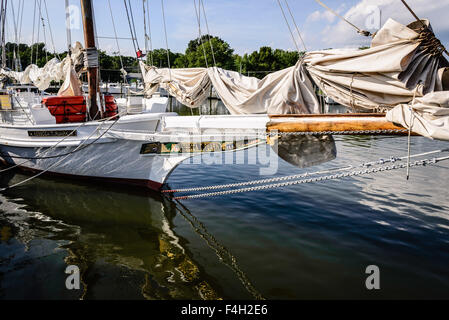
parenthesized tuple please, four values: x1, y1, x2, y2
(123, 0, 138, 55)
(160, 0, 171, 77)
(276, 0, 300, 53)
(10, 0, 21, 71)
(193, 0, 208, 68)
(37, 0, 48, 63)
(406, 87, 419, 180)
(43, 0, 60, 60)
(127, 0, 141, 51)
(0, 0, 7, 68)
(145, 0, 154, 66)
(399, 0, 449, 58)
(65, 0, 72, 54)
(143, 0, 148, 54)
(283, 0, 307, 52)
(200, 0, 216, 67)
(108, 0, 126, 82)
(35, 0, 40, 64)
(17, 0, 24, 68)
(30, 0, 37, 64)
(314, 0, 371, 37)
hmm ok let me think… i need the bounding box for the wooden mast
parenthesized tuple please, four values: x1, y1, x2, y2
(80, 0, 99, 120)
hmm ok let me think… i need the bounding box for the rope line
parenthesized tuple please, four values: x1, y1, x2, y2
(276, 0, 300, 53)
(160, 0, 171, 77)
(174, 155, 449, 200)
(283, 0, 307, 52)
(108, 0, 126, 82)
(173, 200, 265, 300)
(164, 148, 449, 194)
(193, 0, 208, 68)
(200, 0, 216, 66)
(43, 0, 60, 60)
(146, 0, 154, 66)
(314, 0, 371, 37)
(123, 0, 138, 55)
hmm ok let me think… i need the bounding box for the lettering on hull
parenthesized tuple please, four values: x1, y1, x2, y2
(28, 130, 78, 137)
(140, 139, 263, 155)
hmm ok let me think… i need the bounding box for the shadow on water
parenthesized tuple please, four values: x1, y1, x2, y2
(0, 169, 264, 300)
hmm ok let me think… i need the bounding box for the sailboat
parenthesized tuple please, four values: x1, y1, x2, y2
(0, 0, 278, 191)
(0, 0, 448, 193)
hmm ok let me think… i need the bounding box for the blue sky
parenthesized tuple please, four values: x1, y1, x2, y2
(5, 0, 449, 56)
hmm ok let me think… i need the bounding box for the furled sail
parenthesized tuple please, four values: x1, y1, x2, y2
(386, 91, 449, 141)
(57, 63, 83, 97)
(304, 19, 449, 112)
(140, 60, 321, 115)
(0, 42, 84, 91)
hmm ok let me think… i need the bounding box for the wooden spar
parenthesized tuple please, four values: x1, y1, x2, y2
(80, 0, 99, 120)
(267, 114, 419, 136)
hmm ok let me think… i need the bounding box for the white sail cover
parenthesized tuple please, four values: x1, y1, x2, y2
(304, 19, 449, 112)
(0, 42, 84, 91)
(140, 60, 320, 115)
(386, 91, 449, 141)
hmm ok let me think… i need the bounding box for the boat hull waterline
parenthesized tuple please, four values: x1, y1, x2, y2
(0, 114, 270, 191)
(0, 111, 413, 191)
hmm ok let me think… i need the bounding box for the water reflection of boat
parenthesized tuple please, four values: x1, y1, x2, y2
(0, 174, 221, 300)
(275, 135, 336, 168)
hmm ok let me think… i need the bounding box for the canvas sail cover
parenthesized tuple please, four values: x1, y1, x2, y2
(304, 19, 449, 112)
(301, 18, 449, 141)
(0, 42, 84, 92)
(140, 60, 321, 115)
(57, 59, 83, 97)
(139, 17, 449, 141)
(386, 91, 449, 141)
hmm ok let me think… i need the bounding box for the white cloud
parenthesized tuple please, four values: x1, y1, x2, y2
(307, 10, 336, 23)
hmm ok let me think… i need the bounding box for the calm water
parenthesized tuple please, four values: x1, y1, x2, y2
(1, 106, 449, 299)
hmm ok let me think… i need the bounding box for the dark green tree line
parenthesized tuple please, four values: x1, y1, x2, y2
(2, 36, 303, 81)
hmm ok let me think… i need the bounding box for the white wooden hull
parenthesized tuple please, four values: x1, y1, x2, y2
(0, 107, 269, 190)
(0, 140, 188, 190)
(0, 113, 189, 190)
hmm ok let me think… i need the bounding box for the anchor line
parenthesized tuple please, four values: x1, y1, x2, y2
(173, 199, 265, 300)
(172, 154, 449, 200)
(164, 148, 449, 194)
